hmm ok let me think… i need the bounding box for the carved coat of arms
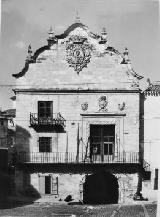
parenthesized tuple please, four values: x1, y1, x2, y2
(118, 102, 125, 111)
(81, 102, 88, 111)
(99, 96, 108, 112)
(66, 36, 92, 74)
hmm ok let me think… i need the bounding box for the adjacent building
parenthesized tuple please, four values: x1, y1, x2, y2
(0, 109, 15, 170)
(0, 108, 16, 200)
(143, 81, 160, 201)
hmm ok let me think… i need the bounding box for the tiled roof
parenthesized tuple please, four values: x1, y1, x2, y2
(145, 82, 160, 92)
(144, 82, 160, 96)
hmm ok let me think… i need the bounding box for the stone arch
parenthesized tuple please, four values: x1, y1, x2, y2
(83, 171, 119, 204)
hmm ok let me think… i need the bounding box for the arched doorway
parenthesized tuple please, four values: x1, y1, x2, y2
(83, 171, 119, 204)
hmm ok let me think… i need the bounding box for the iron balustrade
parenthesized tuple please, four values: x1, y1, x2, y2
(17, 151, 140, 164)
(30, 113, 66, 127)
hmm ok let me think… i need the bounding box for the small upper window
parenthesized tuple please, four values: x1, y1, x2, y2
(39, 137, 52, 152)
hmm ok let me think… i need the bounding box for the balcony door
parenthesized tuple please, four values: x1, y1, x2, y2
(90, 125, 115, 162)
(38, 101, 53, 124)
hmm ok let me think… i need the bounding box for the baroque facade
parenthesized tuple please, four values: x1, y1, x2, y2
(12, 21, 150, 203)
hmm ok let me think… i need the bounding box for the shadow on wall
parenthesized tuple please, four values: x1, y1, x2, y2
(0, 171, 41, 209)
(0, 125, 41, 209)
(15, 125, 31, 153)
(83, 171, 119, 204)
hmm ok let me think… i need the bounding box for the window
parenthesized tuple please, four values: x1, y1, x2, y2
(104, 143, 113, 155)
(154, 169, 158, 190)
(1, 120, 4, 126)
(39, 137, 51, 152)
(38, 101, 53, 118)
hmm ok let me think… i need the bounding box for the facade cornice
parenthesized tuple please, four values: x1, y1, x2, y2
(13, 88, 141, 94)
(81, 112, 126, 116)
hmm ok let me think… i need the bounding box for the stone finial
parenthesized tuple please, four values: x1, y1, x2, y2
(47, 26, 57, 46)
(147, 78, 151, 86)
(123, 47, 129, 56)
(101, 27, 107, 39)
(26, 44, 33, 62)
(48, 26, 55, 39)
(99, 27, 107, 44)
(75, 10, 81, 23)
(123, 47, 130, 63)
(28, 44, 32, 53)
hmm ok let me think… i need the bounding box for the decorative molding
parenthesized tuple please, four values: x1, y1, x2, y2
(84, 119, 120, 159)
(118, 102, 125, 111)
(81, 113, 126, 116)
(98, 96, 108, 112)
(81, 102, 88, 111)
(66, 36, 92, 74)
(13, 89, 141, 94)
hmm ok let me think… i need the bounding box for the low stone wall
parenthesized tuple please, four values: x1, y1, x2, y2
(116, 173, 138, 203)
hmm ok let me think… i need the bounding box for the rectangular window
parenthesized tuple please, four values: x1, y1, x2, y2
(38, 101, 53, 118)
(39, 137, 51, 152)
(154, 168, 158, 190)
(104, 143, 113, 155)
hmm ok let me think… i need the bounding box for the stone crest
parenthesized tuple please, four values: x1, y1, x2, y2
(118, 102, 125, 111)
(66, 36, 92, 74)
(98, 96, 108, 112)
(81, 102, 88, 111)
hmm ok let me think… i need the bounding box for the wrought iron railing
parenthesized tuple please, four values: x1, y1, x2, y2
(143, 160, 150, 172)
(17, 151, 139, 164)
(30, 113, 66, 127)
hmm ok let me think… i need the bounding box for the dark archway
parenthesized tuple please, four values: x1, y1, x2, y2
(83, 171, 119, 204)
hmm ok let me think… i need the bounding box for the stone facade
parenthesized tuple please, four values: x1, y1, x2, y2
(13, 21, 145, 203)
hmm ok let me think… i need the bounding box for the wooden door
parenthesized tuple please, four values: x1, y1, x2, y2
(39, 175, 45, 195)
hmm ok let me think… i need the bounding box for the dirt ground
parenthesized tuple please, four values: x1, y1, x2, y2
(0, 201, 157, 217)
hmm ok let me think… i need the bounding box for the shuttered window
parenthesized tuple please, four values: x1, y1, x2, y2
(51, 177, 58, 195)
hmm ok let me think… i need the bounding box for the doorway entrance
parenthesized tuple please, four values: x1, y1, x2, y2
(45, 176, 51, 194)
(39, 175, 51, 195)
(90, 125, 115, 162)
(83, 171, 119, 204)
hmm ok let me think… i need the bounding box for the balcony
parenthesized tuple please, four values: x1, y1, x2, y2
(17, 151, 139, 164)
(30, 113, 66, 132)
(16, 151, 143, 173)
